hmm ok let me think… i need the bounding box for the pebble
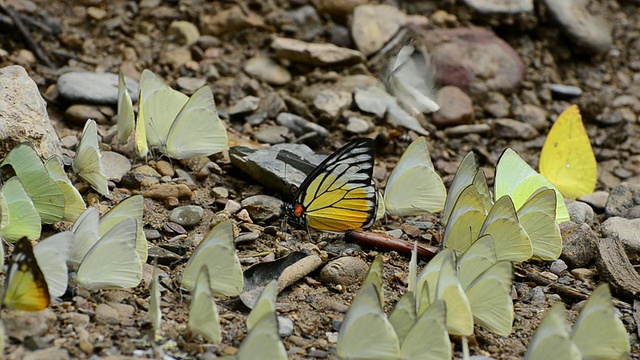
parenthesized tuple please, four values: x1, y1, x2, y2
(225, 200, 242, 214)
(87, 6, 107, 20)
(570, 268, 596, 282)
(560, 221, 597, 268)
(228, 96, 261, 116)
(462, 0, 533, 13)
(176, 77, 206, 93)
(542, 0, 612, 54)
(236, 208, 253, 223)
(95, 303, 120, 325)
(345, 117, 372, 134)
(244, 56, 291, 86)
(241, 195, 283, 223)
(566, 201, 595, 225)
(64, 104, 109, 126)
(132, 164, 161, 177)
(605, 182, 640, 218)
(313, 90, 352, 120)
(155, 160, 175, 177)
(276, 113, 330, 140)
(426, 27, 524, 95)
(202, 5, 264, 36)
(272, 37, 365, 67)
(287, 5, 323, 41)
(444, 124, 492, 137)
(387, 229, 404, 238)
(211, 186, 229, 199)
(545, 83, 583, 98)
(147, 245, 181, 265)
(517, 104, 548, 131)
(167, 21, 200, 46)
(254, 125, 290, 144)
(539, 271, 558, 282)
(432, 86, 474, 127)
(351, 5, 406, 56)
(169, 205, 204, 228)
(353, 86, 388, 118)
(484, 92, 510, 118)
(23, 347, 70, 360)
(527, 286, 546, 306)
(1, 66, 63, 159)
(577, 190, 609, 211)
(140, 183, 192, 200)
(601, 217, 640, 264)
(159, 46, 192, 69)
(549, 259, 568, 276)
(278, 316, 295, 337)
(316, 0, 366, 17)
(319, 257, 369, 287)
(327, 24, 353, 48)
(57, 71, 139, 104)
(102, 151, 131, 182)
(490, 118, 538, 140)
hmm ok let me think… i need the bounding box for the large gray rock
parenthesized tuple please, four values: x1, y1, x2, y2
(0, 65, 62, 159)
(601, 217, 640, 264)
(57, 71, 139, 105)
(543, 0, 612, 54)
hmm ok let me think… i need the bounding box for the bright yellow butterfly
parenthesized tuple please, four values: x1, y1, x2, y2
(285, 138, 378, 233)
(539, 105, 597, 200)
(2, 237, 50, 311)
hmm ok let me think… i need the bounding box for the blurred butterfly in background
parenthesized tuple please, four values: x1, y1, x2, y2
(2, 237, 50, 311)
(539, 105, 597, 200)
(379, 136, 446, 218)
(72, 119, 109, 196)
(284, 138, 378, 233)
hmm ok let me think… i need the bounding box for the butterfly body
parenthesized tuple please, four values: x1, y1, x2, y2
(284, 138, 378, 233)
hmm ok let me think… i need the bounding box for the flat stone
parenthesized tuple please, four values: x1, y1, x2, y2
(351, 5, 406, 56)
(313, 90, 352, 120)
(202, 5, 264, 36)
(276, 112, 329, 140)
(101, 151, 132, 182)
(1, 66, 63, 159)
(57, 71, 139, 104)
(169, 205, 204, 228)
(578, 190, 609, 211)
(228, 96, 261, 116)
(543, 0, 612, 54)
(346, 117, 372, 134)
(272, 37, 365, 67)
(64, 104, 109, 126)
(444, 124, 492, 137)
(244, 56, 291, 86)
(601, 217, 640, 263)
(463, 0, 533, 13)
(254, 125, 290, 145)
(491, 118, 538, 140)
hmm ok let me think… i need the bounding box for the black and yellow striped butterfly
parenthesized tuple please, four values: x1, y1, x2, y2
(285, 138, 378, 233)
(2, 237, 50, 311)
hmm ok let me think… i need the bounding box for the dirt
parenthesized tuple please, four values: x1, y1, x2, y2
(1, 0, 640, 359)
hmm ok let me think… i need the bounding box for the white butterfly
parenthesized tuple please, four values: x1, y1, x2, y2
(72, 119, 109, 196)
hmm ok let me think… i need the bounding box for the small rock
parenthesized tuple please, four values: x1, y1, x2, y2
(549, 259, 568, 276)
(278, 316, 295, 337)
(387, 229, 404, 238)
(60, 312, 90, 328)
(444, 124, 492, 137)
(276, 113, 330, 140)
(484, 92, 510, 118)
(313, 90, 352, 120)
(169, 205, 204, 228)
(605, 182, 640, 218)
(23, 347, 69, 360)
(225, 200, 242, 214)
(517, 104, 548, 131)
(236, 208, 253, 223)
(202, 6, 264, 36)
(57, 71, 139, 104)
(176, 77, 207, 93)
(351, 5, 406, 56)
(131, 165, 162, 177)
(168, 21, 200, 46)
(228, 96, 261, 116)
(560, 221, 597, 268)
(64, 104, 109, 126)
(287, 5, 323, 41)
(543, 0, 612, 54)
(102, 151, 131, 182)
(491, 118, 538, 140)
(570, 268, 596, 282)
(545, 83, 583, 98)
(463, 0, 533, 13)
(244, 56, 292, 86)
(539, 271, 558, 282)
(174, 169, 198, 187)
(272, 37, 365, 67)
(527, 286, 546, 306)
(148, 245, 182, 265)
(95, 303, 120, 325)
(432, 86, 474, 127)
(212, 186, 229, 199)
(160, 46, 192, 69)
(320, 257, 369, 287)
(241, 195, 283, 223)
(155, 160, 175, 177)
(345, 117, 372, 134)
(567, 201, 595, 225)
(87, 6, 107, 20)
(316, 0, 367, 17)
(254, 126, 290, 144)
(327, 24, 353, 48)
(578, 190, 609, 211)
(141, 183, 192, 200)
(601, 217, 640, 264)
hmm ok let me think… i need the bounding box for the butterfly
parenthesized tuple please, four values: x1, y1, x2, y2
(525, 284, 630, 360)
(539, 105, 597, 200)
(149, 259, 161, 333)
(2, 237, 50, 311)
(117, 69, 135, 146)
(188, 265, 221, 344)
(0, 176, 42, 242)
(381, 136, 446, 217)
(284, 138, 378, 233)
(98, 195, 147, 263)
(72, 119, 109, 196)
(0, 143, 66, 224)
(44, 155, 86, 222)
(119, 69, 228, 160)
(495, 148, 570, 223)
(32, 232, 74, 300)
(386, 45, 440, 115)
(181, 220, 243, 296)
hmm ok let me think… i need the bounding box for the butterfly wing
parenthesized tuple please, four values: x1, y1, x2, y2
(69, 207, 101, 269)
(435, 250, 474, 336)
(237, 310, 287, 360)
(480, 195, 533, 263)
(149, 259, 161, 332)
(539, 105, 597, 200)
(571, 285, 630, 360)
(117, 69, 135, 145)
(181, 220, 243, 296)
(246, 280, 278, 332)
(188, 266, 221, 344)
(72, 120, 109, 196)
(44, 156, 86, 222)
(401, 300, 451, 360)
(465, 261, 514, 336)
(524, 304, 581, 360)
(98, 195, 147, 262)
(289, 138, 377, 233)
(495, 148, 569, 223)
(517, 188, 562, 260)
(443, 184, 488, 253)
(32, 231, 74, 299)
(384, 137, 446, 216)
(0, 143, 65, 224)
(165, 86, 228, 159)
(76, 218, 142, 290)
(386, 46, 439, 114)
(389, 291, 417, 344)
(456, 235, 497, 289)
(2, 237, 50, 311)
(1, 177, 42, 242)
